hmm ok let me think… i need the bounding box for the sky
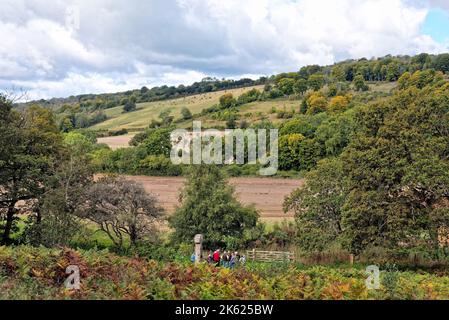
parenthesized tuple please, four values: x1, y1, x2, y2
(0, 0, 448, 101)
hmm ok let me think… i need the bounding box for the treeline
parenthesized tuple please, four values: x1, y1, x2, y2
(56, 104, 107, 132)
(262, 53, 449, 98)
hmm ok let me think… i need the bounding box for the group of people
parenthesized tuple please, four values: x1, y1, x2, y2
(208, 249, 246, 268)
(190, 249, 246, 268)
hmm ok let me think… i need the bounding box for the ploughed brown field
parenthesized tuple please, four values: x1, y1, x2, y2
(97, 134, 134, 150)
(123, 176, 302, 222)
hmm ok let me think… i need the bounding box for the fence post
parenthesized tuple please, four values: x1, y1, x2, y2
(194, 234, 203, 264)
(252, 248, 256, 262)
(349, 254, 354, 266)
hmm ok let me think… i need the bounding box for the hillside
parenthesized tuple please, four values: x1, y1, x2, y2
(92, 85, 264, 132)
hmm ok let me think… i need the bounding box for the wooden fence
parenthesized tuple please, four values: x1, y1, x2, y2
(246, 249, 294, 262)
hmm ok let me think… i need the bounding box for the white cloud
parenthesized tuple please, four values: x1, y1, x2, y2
(0, 0, 447, 100)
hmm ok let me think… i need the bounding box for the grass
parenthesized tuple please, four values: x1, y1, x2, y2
(92, 85, 264, 132)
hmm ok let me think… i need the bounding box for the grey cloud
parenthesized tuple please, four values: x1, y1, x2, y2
(0, 0, 446, 99)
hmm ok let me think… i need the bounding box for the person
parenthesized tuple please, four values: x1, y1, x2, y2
(190, 252, 196, 263)
(207, 251, 213, 264)
(235, 251, 240, 262)
(229, 252, 236, 269)
(223, 251, 230, 268)
(239, 254, 246, 265)
(213, 249, 221, 267)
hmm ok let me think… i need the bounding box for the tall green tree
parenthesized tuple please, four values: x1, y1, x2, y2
(284, 158, 346, 251)
(169, 165, 259, 248)
(307, 74, 325, 91)
(341, 80, 449, 253)
(0, 100, 63, 244)
(294, 79, 308, 96)
(353, 74, 369, 91)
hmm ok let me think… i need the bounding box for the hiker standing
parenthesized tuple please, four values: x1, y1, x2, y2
(213, 249, 221, 267)
(207, 251, 213, 264)
(223, 251, 230, 268)
(229, 252, 236, 269)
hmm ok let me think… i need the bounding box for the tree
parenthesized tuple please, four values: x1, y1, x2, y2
(284, 158, 346, 251)
(353, 74, 369, 91)
(22, 131, 94, 247)
(341, 81, 449, 253)
(328, 95, 350, 114)
(181, 107, 192, 120)
(123, 101, 136, 113)
(0, 102, 63, 245)
(169, 165, 259, 248)
(143, 127, 173, 157)
(80, 177, 164, 247)
(432, 53, 449, 73)
(306, 92, 327, 115)
(331, 65, 347, 82)
(315, 108, 356, 156)
(280, 118, 315, 138)
(307, 74, 325, 91)
(158, 109, 174, 126)
(219, 93, 236, 109)
(294, 79, 308, 96)
(278, 134, 321, 171)
(278, 78, 295, 95)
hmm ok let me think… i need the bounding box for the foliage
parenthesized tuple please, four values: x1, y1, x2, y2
(306, 92, 327, 115)
(341, 79, 449, 253)
(353, 74, 369, 91)
(278, 134, 321, 171)
(284, 158, 346, 251)
(180, 107, 193, 120)
(138, 155, 183, 176)
(169, 165, 259, 248)
(307, 74, 325, 91)
(0, 101, 64, 245)
(284, 72, 449, 255)
(123, 101, 137, 113)
(277, 78, 296, 95)
(1, 246, 448, 300)
(22, 132, 94, 247)
(79, 176, 164, 247)
(142, 127, 173, 157)
(328, 95, 350, 114)
(219, 93, 236, 109)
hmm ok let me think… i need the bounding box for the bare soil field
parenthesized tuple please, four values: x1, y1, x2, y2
(97, 134, 135, 150)
(124, 176, 302, 222)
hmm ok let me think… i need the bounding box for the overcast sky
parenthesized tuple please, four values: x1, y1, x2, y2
(1, 0, 448, 100)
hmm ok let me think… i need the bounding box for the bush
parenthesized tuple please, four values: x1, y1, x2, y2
(123, 101, 137, 113)
(138, 155, 183, 176)
(180, 107, 192, 120)
(1, 246, 449, 300)
(109, 128, 128, 136)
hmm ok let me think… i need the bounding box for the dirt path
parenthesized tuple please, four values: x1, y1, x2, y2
(124, 176, 302, 221)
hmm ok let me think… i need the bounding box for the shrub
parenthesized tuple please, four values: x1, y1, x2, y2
(138, 155, 183, 176)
